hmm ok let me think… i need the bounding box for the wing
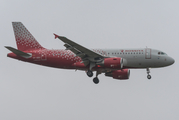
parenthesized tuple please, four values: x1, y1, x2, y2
(54, 34, 105, 65)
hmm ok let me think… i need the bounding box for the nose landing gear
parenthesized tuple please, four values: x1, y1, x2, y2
(146, 68, 151, 79)
(147, 74, 151, 79)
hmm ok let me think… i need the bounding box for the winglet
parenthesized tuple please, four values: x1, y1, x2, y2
(54, 33, 59, 39)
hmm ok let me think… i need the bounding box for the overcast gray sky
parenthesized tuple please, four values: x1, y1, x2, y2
(1, 0, 178, 120)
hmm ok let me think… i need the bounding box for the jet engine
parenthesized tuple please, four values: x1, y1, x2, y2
(105, 69, 130, 80)
(97, 57, 124, 69)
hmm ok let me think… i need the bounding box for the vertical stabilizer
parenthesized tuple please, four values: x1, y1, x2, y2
(12, 22, 44, 51)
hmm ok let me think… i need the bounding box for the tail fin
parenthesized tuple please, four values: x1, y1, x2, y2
(12, 22, 44, 51)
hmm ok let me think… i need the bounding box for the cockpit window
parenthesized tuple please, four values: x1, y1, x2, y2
(161, 52, 167, 55)
(158, 52, 167, 55)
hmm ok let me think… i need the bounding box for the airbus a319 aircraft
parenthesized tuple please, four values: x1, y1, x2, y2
(5, 22, 175, 84)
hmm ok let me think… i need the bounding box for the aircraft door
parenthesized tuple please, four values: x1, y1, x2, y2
(145, 48, 151, 59)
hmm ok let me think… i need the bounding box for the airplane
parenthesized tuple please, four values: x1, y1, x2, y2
(5, 22, 175, 84)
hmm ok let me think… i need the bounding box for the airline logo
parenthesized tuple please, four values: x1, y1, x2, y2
(121, 50, 144, 52)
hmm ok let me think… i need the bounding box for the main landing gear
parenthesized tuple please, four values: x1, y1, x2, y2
(86, 70, 101, 84)
(87, 70, 93, 77)
(146, 68, 151, 79)
(93, 77, 99, 84)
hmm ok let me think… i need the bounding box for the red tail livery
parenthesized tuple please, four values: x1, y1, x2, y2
(12, 22, 44, 51)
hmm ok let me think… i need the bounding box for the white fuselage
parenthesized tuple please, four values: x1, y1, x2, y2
(93, 48, 174, 68)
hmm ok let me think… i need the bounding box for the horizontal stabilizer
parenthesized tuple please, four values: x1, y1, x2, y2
(5, 46, 32, 58)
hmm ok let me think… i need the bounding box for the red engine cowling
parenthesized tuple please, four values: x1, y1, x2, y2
(105, 69, 130, 80)
(103, 57, 123, 69)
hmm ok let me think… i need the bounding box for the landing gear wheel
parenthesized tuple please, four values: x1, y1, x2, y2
(93, 77, 99, 84)
(146, 68, 151, 80)
(87, 70, 93, 77)
(147, 75, 151, 79)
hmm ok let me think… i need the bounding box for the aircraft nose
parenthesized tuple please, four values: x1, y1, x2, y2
(169, 57, 175, 65)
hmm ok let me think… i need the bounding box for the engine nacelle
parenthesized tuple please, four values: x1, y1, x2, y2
(98, 57, 123, 69)
(105, 69, 130, 80)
